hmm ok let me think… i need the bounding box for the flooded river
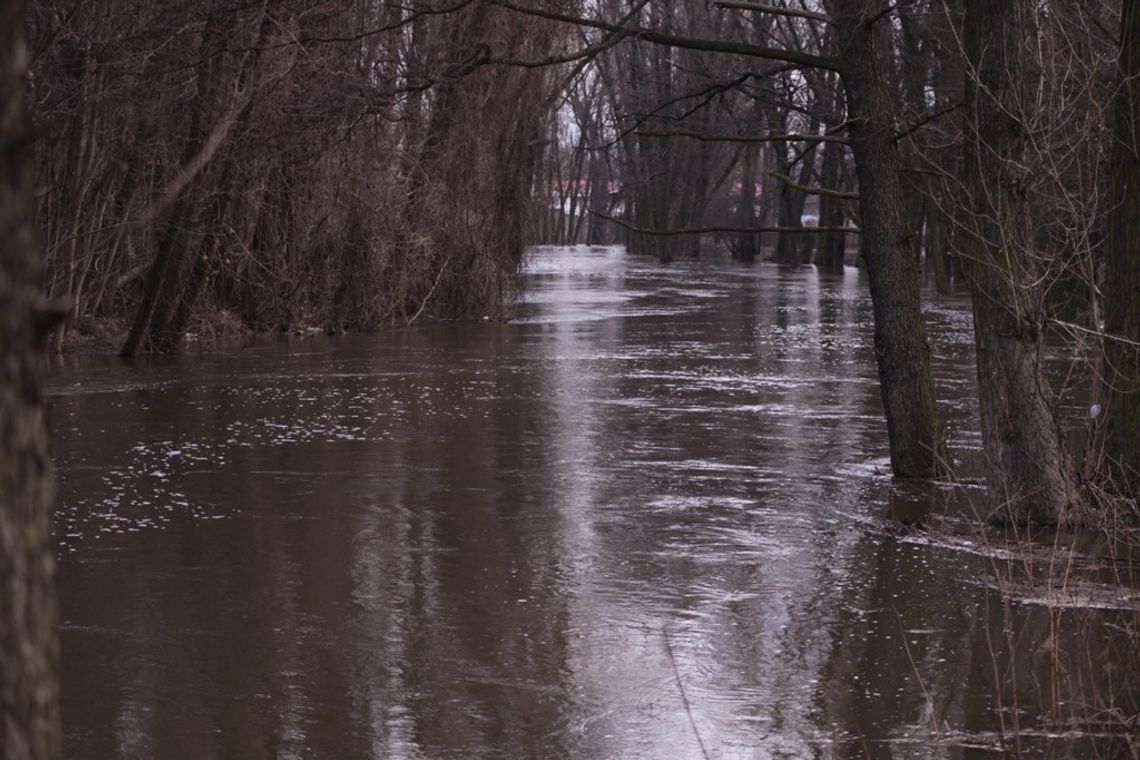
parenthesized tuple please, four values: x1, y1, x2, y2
(47, 247, 1137, 758)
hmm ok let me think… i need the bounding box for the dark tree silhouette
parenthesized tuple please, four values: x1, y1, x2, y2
(0, 0, 62, 756)
(1101, 0, 1140, 491)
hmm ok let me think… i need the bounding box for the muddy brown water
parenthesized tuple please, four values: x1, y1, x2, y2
(48, 247, 1137, 758)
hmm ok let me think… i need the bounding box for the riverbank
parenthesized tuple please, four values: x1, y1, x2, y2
(59, 311, 274, 355)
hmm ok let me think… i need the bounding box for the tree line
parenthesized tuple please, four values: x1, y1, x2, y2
(28, 0, 568, 355)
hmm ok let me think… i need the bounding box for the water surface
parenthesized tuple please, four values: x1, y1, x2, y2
(49, 246, 1136, 758)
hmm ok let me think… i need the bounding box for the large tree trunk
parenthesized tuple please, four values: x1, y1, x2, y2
(1101, 0, 1140, 489)
(826, 0, 949, 478)
(962, 0, 1082, 524)
(899, 7, 929, 268)
(0, 2, 62, 757)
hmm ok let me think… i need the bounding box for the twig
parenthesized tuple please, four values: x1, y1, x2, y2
(407, 254, 452, 326)
(662, 624, 711, 760)
(769, 171, 859, 199)
(896, 612, 940, 732)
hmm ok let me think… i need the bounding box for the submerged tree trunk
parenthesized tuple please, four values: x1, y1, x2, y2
(1100, 0, 1140, 489)
(826, 0, 948, 478)
(0, 2, 62, 756)
(815, 139, 847, 271)
(962, 0, 1082, 524)
(774, 132, 811, 265)
(926, 203, 953, 293)
(737, 144, 761, 260)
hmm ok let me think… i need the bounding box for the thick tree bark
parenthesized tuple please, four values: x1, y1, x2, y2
(1101, 0, 1140, 488)
(0, 2, 62, 757)
(826, 0, 949, 478)
(962, 0, 1082, 524)
(899, 7, 929, 267)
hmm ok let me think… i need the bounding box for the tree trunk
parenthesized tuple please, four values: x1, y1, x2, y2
(899, 7, 929, 267)
(1101, 0, 1140, 489)
(121, 8, 264, 354)
(826, 0, 949, 478)
(962, 0, 1082, 524)
(0, 2, 62, 757)
(121, 12, 227, 356)
(736, 144, 760, 260)
(815, 139, 847, 271)
(774, 135, 809, 265)
(926, 203, 952, 293)
(584, 117, 612, 245)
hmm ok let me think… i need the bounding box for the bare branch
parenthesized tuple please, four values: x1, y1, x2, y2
(714, 1, 830, 23)
(864, 0, 917, 27)
(591, 210, 860, 236)
(893, 100, 965, 143)
(133, 97, 248, 228)
(492, 1, 842, 71)
(769, 172, 859, 199)
(492, 0, 651, 71)
(637, 129, 849, 144)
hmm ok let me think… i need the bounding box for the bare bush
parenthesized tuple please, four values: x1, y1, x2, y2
(27, 0, 572, 353)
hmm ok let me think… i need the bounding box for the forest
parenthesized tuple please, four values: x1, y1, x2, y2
(3, 0, 1140, 757)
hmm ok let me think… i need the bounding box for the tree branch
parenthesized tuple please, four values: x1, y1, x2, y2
(864, 0, 920, 28)
(714, 1, 830, 23)
(769, 172, 859, 199)
(133, 97, 248, 228)
(637, 128, 849, 144)
(491, 0, 650, 70)
(591, 210, 860, 236)
(893, 100, 965, 143)
(492, 1, 842, 71)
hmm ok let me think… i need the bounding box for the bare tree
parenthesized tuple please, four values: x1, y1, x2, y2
(29, 0, 571, 354)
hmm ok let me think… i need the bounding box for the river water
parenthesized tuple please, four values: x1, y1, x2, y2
(47, 246, 1137, 758)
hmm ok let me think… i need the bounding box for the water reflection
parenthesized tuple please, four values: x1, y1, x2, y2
(49, 246, 1137, 758)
